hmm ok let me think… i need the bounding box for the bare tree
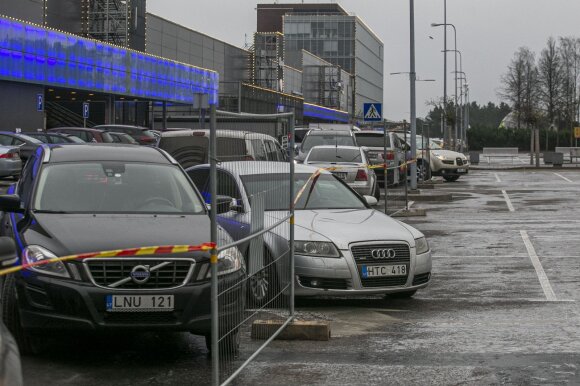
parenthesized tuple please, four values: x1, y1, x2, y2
(538, 37, 562, 133)
(559, 36, 580, 143)
(499, 47, 540, 130)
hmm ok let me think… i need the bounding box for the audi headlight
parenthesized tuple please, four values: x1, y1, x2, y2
(415, 237, 430, 255)
(207, 247, 244, 277)
(22, 245, 70, 278)
(295, 241, 340, 257)
(434, 154, 446, 160)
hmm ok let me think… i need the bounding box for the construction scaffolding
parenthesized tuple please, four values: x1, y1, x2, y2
(252, 33, 284, 92)
(83, 0, 130, 47)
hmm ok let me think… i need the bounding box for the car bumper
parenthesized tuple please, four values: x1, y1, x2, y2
(294, 249, 432, 296)
(432, 167, 469, 176)
(0, 159, 21, 177)
(15, 271, 245, 335)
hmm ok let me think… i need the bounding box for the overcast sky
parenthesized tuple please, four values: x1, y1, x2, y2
(148, 0, 580, 121)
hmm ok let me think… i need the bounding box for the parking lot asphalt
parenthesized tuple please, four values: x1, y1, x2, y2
(18, 169, 580, 385)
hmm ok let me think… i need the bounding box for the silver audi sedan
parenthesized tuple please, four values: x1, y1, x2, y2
(186, 162, 432, 298)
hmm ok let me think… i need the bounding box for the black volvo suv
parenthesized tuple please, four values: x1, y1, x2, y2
(0, 144, 245, 353)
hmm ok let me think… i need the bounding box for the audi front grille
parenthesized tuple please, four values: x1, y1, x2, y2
(350, 243, 411, 288)
(84, 258, 195, 290)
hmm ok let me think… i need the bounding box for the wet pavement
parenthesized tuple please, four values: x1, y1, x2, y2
(19, 169, 580, 385)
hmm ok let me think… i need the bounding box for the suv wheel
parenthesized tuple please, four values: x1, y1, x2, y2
(204, 329, 240, 355)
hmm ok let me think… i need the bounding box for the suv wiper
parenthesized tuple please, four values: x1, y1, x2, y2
(33, 210, 69, 214)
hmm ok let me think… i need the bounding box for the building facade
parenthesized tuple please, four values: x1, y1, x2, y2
(257, 3, 384, 120)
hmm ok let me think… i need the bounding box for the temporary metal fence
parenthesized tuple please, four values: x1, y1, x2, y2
(207, 108, 295, 386)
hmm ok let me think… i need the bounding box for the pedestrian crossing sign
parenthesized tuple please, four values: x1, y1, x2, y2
(363, 103, 382, 122)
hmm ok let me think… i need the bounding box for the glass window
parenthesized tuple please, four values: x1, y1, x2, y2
(306, 148, 362, 163)
(301, 133, 356, 152)
(251, 139, 267, 161)
(34, 162, 205, 214)
(0, 135, 13, 146)
(158, 136, 208, 169)
(264, 140, 280, 161)
(355, 134, 391, 148)
(187, 168, 241, 203)
(241, 173, 366, 211)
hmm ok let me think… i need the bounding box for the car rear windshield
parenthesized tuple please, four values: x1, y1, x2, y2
(33, 162, 205, 214)
(355, 133, 391, 148)
(307, 148, 362, 163)
(158, 136, 248, 169)
(241, 173, 366, 211)
(301, 134, 355, 152)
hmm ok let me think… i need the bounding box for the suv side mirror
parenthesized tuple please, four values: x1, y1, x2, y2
(0, 237, 17, 268)
(215, 195, 235, 215)
(0, 195, 22, 213)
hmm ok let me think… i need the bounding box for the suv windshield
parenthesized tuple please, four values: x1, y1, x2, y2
(33, 162, 205, 214)
(307, 148, 362, 163)
(355, 133, 391, 148)
(241, 173, 366, 211)
(301, 133, 355, 152)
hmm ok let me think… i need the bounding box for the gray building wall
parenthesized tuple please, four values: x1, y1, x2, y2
(0, 82, 44, 131)
(0, 0, 44, 23)
(354, 18, 384, 118)
(146, 13, 250, 85)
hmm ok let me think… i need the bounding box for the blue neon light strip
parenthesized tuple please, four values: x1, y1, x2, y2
(0, 15, 219, 104)
(303, 103, 349, 123)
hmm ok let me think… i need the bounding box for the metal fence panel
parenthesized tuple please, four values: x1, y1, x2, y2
(207, 110, 295, 386)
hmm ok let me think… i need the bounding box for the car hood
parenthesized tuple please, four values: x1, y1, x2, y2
(24, 213, 216, 257)
(288, 209, 418, 250)
(430, 149, 467, 160)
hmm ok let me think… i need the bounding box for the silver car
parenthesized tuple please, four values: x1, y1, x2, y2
(303, 145, 379, 199)
(186, 162, 432, 299)
(0, 147, 21, 178)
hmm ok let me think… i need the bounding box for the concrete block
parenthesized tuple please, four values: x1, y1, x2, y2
(251, 319, 331, 341)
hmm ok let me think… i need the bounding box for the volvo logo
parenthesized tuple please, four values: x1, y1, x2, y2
(130, 265, 151, 284)
(371, 249, 396, 259)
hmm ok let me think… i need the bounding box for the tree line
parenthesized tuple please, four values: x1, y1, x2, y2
(499, 37, 580, 146)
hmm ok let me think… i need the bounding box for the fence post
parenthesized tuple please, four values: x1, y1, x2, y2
(383, 121, 388, 214)
(289, 113, 295, 317)
(209, 103, 219, 386)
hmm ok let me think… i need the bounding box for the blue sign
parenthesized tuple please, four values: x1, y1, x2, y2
(36, 94, 44, 112)
(363, 103, 382, 122)
(83, 102, 90, 119)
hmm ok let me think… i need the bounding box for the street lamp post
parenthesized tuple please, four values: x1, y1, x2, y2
(432, 21, 458, 149)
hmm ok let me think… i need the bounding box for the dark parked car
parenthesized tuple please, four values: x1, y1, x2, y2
(0, 132, 43, 161)
(157, 129, 287, 170)
(94, 125, 157, 145)
(108, 132, 139, 144)
(0, 144, 245, 354)
(25, 132, 85, 144)
(48, 127, 114, 143)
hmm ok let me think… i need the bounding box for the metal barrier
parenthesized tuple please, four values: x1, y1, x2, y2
(207, 108, 295, 386)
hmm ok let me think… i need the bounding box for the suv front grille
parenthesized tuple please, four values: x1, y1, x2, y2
(456, 158, 464, 166)
(85, 259, 194, 289)
(351, 244, 410, 288)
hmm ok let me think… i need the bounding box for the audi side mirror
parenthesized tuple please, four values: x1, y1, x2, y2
(363, 195, 378, 206)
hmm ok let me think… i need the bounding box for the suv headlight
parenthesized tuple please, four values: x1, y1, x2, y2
(207, 247, 244, 277)
(22, 245, 70, 278)
(415, 237, 430, 255)
(434, 154, 446, 160)
(295, 241, 340, 257)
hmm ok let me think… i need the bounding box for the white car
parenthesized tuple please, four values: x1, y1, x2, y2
(303, 145, 380, 199)
(399, 134, 469, 182)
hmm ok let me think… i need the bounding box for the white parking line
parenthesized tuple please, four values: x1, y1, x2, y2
(520, 230, 557, 301)
(553, 172, 573, 183)
(501, 190, 515, 212)
(494, 173, 502, 183)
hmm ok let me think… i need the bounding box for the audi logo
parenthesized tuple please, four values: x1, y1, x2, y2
(371, 249, 396, 259)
